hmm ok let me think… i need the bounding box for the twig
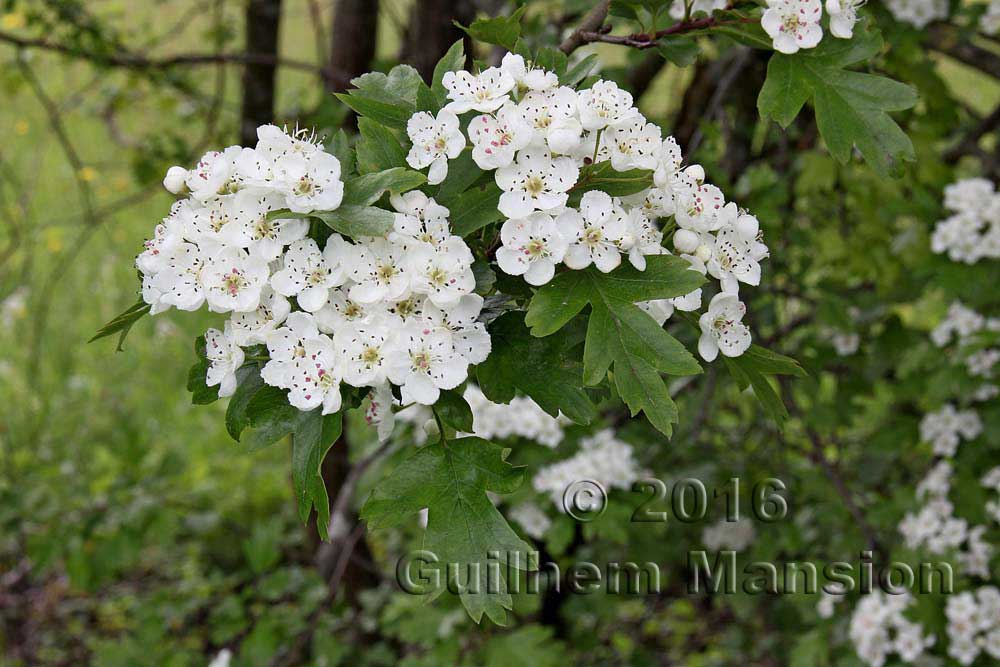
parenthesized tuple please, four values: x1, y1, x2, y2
(559, 0, 611, 54)
(574, 16, 756, 51)
(944, 104, 1000, 163)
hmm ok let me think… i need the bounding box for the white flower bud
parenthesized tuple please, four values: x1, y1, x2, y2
(683, 164, 705, 184)
(694, 243, 712, 263)
(163, 166, 189, 194)
(673, 229, 700, 254)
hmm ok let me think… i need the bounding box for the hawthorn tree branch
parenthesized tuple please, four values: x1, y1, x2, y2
(944, 104, 1000, 163)
(572, 16, 756, 51)
(925, 24, 1000, 79)
(559, 0, 611, 54)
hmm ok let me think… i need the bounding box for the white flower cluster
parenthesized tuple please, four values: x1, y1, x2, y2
(884, 0, 948, 28)
(849, 592, 933, 667)
(918, 403, 982, 457)
(931, 178, 1000, 264)
(508, 502, 552, 540)
(464, 385, 566, 447)
(701, 517, 756, 551)
(760, 0, 864, 55)
(930, 301, 996, 348)
(983, 467, 1000, 524)
(532, 429, 644, 509)
(140, 126, 488, 410)
(945, 587, 1000, 665)
(404, 56, 769, 363)
(898, 460, 994, 578)
(820, 327, 860, 356)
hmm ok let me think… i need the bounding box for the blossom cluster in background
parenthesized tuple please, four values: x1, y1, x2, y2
(931, 177, 1000, 264)
(849, 592, 934, 667)
(532, 430, 644, 510)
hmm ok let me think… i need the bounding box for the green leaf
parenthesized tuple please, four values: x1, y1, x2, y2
(708, 22, 774, 50)
(225, 364, 265, 440)
(484, 625, 566, 667)
(562, 53, 599, 87)
(757, 20, 918, 177)
(722, 344, 806, 425)
(657, 36, 699, 67)
(361, 436, 534, 624)
(525, 256, 706, 436)
(342, 167, 426, 206)
(314, 204, 395, 238)
(434, 388, 475, 433)
(350, 64, 423, 106)
(477, 312, 596, 426)
(240, 386, 302, 451)
(534, 47, 569, 78)
(356, 117, 407, 174)
(432, 40, 465, 103)
(89, 299, 150, 351)
(435, 150, 486, 204)
(328, 129, 355, 176)
(187, 336, 220, 405)
(525, 255, 707, 336)
(335, 92, 412, 130)
(569, 162, 653, 203)
(291, 409, 343, 536)
(457, 6, 525, 51)
(449, 183, 503, 236)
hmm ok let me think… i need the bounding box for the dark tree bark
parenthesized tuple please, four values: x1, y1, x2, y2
(240, 0, 283, 146)
(327, 0, 380, 93)
(399, 0, 478, 82)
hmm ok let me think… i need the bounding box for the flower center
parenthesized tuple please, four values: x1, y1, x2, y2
(782, 14, 803, 32)
(427, 266, 449, 286)
(411, 351, 432, 372)
(362, 346, 381, 364)
(584, 227, 604, 246)
(294, 176, 315, 196)
(253, 218, 274, 239)
(223, 268, 247, 296)
(376, 263, 397, 282)
(524, 239, 548, 258)
(307, 268, 329, 285)
(525, 175, 545, 196)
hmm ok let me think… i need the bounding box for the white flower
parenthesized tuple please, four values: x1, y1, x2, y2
(219, 190, 309, 260)
(761, 0, 824, 55)
(601, 115, 661, 171)
(345, 238, 412, 304)
(136, 214, 185, 277)
(338, 319, 399, 387)
(825, 0, 863, 39)
(509, 502, 552, 540)
(151, 243, 208, 312)
(254, 124, 323, 161)
(495, 147, 579, 218)
(365, 383, 397, 442)
(469, 103, 533, 169)
(638, 299, 674, 325)
(405, 109, 465, 185)
(705, 213, 768, 293)
(500, 52, 558, 92)
(675, 181, 728, 232)
(388, 325, 468, 404)
(186, 147, 243, 200)
(163, 166, 188, 194)
(314, 287, 371, 332)
(228, 286, 291, 346)
(287, 334, 343, 414)
(420, 295, 491, 364)
(442, 67, 515, 114)
(698, 292, 752, 361)
(561, 191, 628, 273)
(204, 323, 244, 398)
(406, 236, 476, 308)
(577, 80, 640, 131)
(496, 212, 569, 285)
(518, 87, 582, 154)
(884, 0, 948, 28)
(618, 206, 663, 270)
(262, 311, 319, 388)
(389, 191, 451, 247)
(270, 236, 347, 312)
(272, 149, 344, 213)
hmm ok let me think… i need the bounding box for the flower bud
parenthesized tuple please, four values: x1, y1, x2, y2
(694, 243, 712, 263)
(683, 164, 705, 184)
(163, 166, 189, 194)
(674, 229, 700, 254)
(736, 213, 759, 239)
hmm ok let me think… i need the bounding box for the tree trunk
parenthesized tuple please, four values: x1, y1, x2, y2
(239, 0, 283, 146)
(327, 0, 380, 93)
(399, 0, 478, 82)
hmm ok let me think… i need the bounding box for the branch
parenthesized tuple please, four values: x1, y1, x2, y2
(573, 15, 756, 50)
(926, 24, 1000, 79)
(0, 29, 325, 77)
(944, 103, 1000, 163)
(559, 0, 611, 54)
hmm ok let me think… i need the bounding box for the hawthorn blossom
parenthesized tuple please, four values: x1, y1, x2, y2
(186, 147, 243, 200)
(136, 215, 184, 276)
(577, 80, 639, 131)
(345, 238, 412, 304)
(518, 87, 582, 154)
(163, 166, 188, 194)
(288, 334, 343, 414)
(261, 311, 320, 388)
(560, 191, 628, 273)
(496, 212, 569, 285)
(314, 287, 371, 333)
(272, 149, 344, 213)
(761, 0, 824, 55)
(618, 207, 664, 270)
(389, 191, 451, 247)
(698, 292, 752, 361)
(228, 286, 291, 345)
(442, 67, 516, 114)
(495, 147, 579, 218)
(269, 236, 347, 312)
(204, 323, 244, 398)
(421, 295, 492, 364)
(338, 319, 398, 386)
(674, 181, 728, 232)
(469, 104, 533, 169)
(601, 115, 661, 171)
(202, 247, 270, 313)
(705, 213, 769, 293)
(388, 326, 468, 405)
(406, 236, 476, 308)
(220, 190, 309, 260)
(151, 243, 208, 312)
(825, 0, 864, 39)
(405, 109, 465, 185)
(500, 52, 558, 93)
